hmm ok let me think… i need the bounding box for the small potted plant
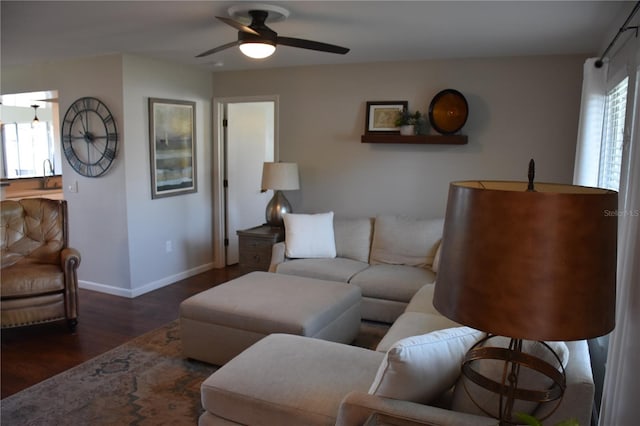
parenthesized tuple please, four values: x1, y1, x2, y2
(395, 110, 422, 135)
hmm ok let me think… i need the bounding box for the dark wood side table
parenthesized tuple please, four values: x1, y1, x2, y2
(236, 225, 284, 272)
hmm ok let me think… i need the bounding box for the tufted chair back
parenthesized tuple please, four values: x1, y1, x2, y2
(1, 198, 68, 268)
(1, 198, 80, 331)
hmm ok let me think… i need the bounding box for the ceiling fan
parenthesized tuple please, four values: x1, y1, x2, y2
(196, 4, 350, 59)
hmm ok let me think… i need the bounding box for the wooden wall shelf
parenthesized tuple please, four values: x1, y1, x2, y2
(361, 134, 468, 145)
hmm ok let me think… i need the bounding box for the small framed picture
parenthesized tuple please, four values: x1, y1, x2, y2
(149, 98, 197, 199)
(365, 101, 408, 134)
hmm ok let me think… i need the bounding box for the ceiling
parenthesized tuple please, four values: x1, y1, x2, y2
(0, 1, 634, 73)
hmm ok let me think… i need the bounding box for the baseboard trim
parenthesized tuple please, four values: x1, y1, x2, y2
(79, 280, 133, 297)
(78, 263, 216, 298)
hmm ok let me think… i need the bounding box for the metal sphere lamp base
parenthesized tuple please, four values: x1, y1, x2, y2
(461, 335, 566, 425)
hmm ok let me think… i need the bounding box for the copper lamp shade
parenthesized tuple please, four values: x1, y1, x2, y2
(434, 180, 618, 342)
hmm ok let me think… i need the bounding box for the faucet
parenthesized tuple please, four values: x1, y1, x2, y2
(42, 159, 54, 189)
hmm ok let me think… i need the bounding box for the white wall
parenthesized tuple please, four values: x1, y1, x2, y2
(2, 53, 586, 296)
(121, 54, 214, 296)
(1, 55, 132, 291)
(212, 55, 586, 219)
(1, 54, 214, 297)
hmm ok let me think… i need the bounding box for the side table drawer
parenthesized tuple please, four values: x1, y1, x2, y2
(237, 225, 284, 272)
(239, 238, 274, 270)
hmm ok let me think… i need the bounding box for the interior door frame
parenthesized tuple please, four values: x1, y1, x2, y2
(211, 95, 279, 268)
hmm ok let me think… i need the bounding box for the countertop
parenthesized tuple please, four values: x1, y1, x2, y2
(2, 188, 64, 200)
(1, 176, 64, 201)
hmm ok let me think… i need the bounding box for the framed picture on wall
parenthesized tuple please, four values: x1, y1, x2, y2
(148, 98, 197, 199)
(365, 101, 408, 134)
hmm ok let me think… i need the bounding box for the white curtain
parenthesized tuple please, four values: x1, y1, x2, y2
(599, 61, 640, 426)
(573, 58, 607, 187)
(574, 50, 640, 424)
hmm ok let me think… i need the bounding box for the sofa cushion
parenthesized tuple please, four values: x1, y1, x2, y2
(1, 199, 65, 268)
(370, 216, 444, 268)
(334, 218, 373, 263)
(451, 337, 570, 416)
(283, 212, 336, 258)
(0, 264, 64, 298)
(432, 241, 443, 273)
(405, 283, 441, 315)
(276, 258, 370, 283)
(376, 312, 461, 352)
(350, 264, 435, 303)
(201, 333, 384, 426)
(369, 327, 484, 404)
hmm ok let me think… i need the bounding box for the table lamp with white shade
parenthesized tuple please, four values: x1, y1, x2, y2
(261, 162, 300, 227)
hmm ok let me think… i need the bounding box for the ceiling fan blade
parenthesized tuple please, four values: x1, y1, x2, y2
(215, 16, 260, 36)
(277, 37, 349, 54)
(196, 41, 238, 58)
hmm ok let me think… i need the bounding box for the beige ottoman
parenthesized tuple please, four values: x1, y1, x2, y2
(199, 333, 384, 426)
(180, 271, 361, 365)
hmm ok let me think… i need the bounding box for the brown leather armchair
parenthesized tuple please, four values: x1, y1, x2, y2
(1, 198, 81, 331)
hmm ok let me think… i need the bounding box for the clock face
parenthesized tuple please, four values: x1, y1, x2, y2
(61, 97, 118, 177)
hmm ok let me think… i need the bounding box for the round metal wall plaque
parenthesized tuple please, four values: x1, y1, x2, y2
(429, 89, 469, 135)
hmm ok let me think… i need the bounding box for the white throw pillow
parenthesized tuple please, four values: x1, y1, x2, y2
(369, 326, 484, 404)
(370, 216, 444, 268)
(451, 337, 570, 416)
(283, 212, 337, 259)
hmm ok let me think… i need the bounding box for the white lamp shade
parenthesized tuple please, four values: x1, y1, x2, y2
(239, 43, 276, 59)
(261, 162, 300, 191)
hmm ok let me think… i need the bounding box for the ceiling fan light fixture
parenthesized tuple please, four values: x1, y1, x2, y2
(196, 6, 349, 60)
(239, 41, 276, 59)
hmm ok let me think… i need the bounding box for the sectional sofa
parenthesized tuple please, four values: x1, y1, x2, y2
(269, 213, 443, 323)
(199, 276, 594, 426)
(197, 213, 594, 425)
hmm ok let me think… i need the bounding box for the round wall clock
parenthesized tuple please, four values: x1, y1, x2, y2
(61, 97, 118, 177)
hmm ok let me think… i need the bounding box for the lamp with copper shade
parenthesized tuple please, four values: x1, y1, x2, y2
(433, 165, 617, 425)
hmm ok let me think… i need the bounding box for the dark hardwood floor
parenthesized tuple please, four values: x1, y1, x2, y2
(1, 265, 246, 399)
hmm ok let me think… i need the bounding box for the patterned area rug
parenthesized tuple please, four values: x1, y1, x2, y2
(1, 319, 388, 425)
(1, 320, 214, 425)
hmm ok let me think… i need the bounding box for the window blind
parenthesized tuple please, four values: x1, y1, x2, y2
(598, 77, 628, 191)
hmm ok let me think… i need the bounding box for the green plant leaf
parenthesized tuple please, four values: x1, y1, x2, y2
(515, 413, 542, 426)
(555, 419, 579, 426)
(514, 413, 579, 426)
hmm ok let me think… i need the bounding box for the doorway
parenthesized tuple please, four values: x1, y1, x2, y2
(212, 96, 278, 267)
